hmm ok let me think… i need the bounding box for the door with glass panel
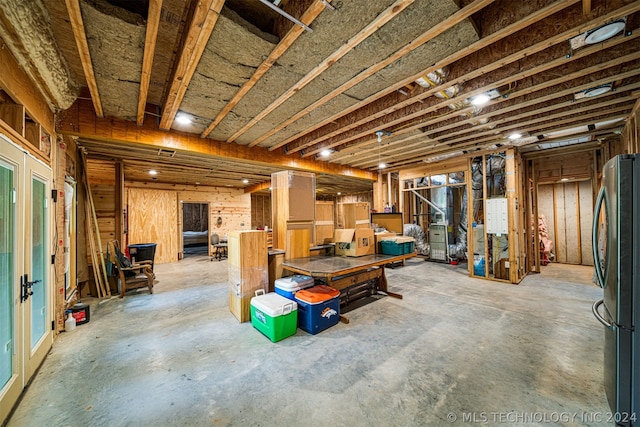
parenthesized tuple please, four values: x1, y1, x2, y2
(24, 155, 52, 379)
(0, 136, 52, 422)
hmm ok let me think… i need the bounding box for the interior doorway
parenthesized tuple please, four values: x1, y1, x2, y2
(537, 180, 594, 266)
(181, 202, 209, 257)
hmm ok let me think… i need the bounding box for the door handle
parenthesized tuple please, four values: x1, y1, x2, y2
(592, 186, 607, 288)
(592, 299, 614, 330)
(20, 274, 41, 302)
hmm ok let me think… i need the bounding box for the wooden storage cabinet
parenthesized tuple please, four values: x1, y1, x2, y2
(228, 230, 268, 322)
(342, 202, 370, 229)
(315, 200, 334, 245)
(271, 171, 315, 249)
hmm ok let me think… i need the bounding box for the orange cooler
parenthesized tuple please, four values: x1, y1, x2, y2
(294, 285, 340, 334)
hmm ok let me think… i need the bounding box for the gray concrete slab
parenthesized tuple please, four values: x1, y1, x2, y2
(7, 258, 610, 427)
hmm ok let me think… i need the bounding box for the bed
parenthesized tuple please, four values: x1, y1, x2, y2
(183, 230, 209, 246)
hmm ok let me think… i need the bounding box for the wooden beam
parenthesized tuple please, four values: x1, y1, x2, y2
(259, 0, 498, 150)
(200, 0, 329, 138)
(65, 0, 104, 118)
(312, 37, 640, 160)
(583, 0, 591, 15)
(137, 0, 163, 125)
(287, 0, 640, 157)
(159, 0, 225, 130)
(58, 99, 377, 182)
(0, 40, 55, 135)
(244, 181, 271, 194)
(227, 0, 416, 143)
(346, 101, 634, 168)
(326, 24, 640, 160)
(277, 0, 582, 153)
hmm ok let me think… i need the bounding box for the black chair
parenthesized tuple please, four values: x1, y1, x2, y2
(210, 233, 227, 261)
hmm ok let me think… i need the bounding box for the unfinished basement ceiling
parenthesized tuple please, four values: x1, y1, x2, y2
(1, 0, 639, 193)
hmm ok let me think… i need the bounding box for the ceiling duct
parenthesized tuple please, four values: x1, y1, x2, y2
(415, 68, 460, 100)
(157, 148, 177, 158)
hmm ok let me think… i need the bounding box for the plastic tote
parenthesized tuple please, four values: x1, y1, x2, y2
(294, 285, 340, 335)
(274, 275, 315, 300)
(250, 290, 298, 342)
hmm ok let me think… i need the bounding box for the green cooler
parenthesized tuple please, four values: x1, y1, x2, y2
(250, 291, 297, 342)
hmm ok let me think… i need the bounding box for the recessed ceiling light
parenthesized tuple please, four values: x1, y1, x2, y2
(584, 85, 612, 97)
(470, 93, 490, 106)
(175, 113, 192, 125)
(320, 149, 333, 157)
(149, 170, 158, 175)
(508, 133, 522, 140)
(585, 20, 626, 44)
(378, 162, 386, 169)
(242, 179, 249, 184)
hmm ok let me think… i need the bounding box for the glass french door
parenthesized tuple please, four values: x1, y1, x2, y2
(0, 135, 52, 422)
(24, 157, 52, 379)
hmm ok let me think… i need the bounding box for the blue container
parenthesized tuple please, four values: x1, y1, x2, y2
(380, 240, 414, 255)
(274, 275, 314, 300)
(473, 256, 485, 276)
(294, 285, 340, 335)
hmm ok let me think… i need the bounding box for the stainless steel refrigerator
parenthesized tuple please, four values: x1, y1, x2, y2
(592, 153, 640, 426)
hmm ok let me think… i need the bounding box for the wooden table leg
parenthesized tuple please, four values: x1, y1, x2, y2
(377, 266, 403, 299)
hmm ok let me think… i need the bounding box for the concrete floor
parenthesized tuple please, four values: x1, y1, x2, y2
(6, 257, 609, 427)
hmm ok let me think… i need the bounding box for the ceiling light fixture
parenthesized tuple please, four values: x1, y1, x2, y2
(376, 131, 387, 170)
(319, 149, 333, 157)
(585, 19, 626, 44)
(584, 84, 613, 97)
(175, 113, 192, 125)
(508, 133, 522, 140)
(574, 83, 613, 100)
(470, 93, 490, 106)
(149, 170, 158, 175)
(242, 179, 249, 184)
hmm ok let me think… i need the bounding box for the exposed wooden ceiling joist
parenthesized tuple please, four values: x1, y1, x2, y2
(200, 0, 330, 138)
(255, 0, 498, 150)
(300, 9, 640, 160)
(65, 0, 103, 117)
(227, 0, 417, 143)
(159, 0, 225, 130)
(277, 0, 582, 154)
(137, 0, 162, 125)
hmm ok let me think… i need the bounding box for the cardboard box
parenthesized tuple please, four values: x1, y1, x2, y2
(334, 228, 375, 257)
(495, 258, 510, 280)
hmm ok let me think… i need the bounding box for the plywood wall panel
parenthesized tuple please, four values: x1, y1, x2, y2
(128, 188, 178, 264)
(251, 194, 271, 229)
(563, 183, 579, 264)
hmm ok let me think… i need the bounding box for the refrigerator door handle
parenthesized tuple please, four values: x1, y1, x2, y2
(592, 186, 607, 288)
(592, 299, 615, 330)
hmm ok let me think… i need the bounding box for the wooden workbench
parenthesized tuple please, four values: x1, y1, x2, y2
(282, 253, 416, 316)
